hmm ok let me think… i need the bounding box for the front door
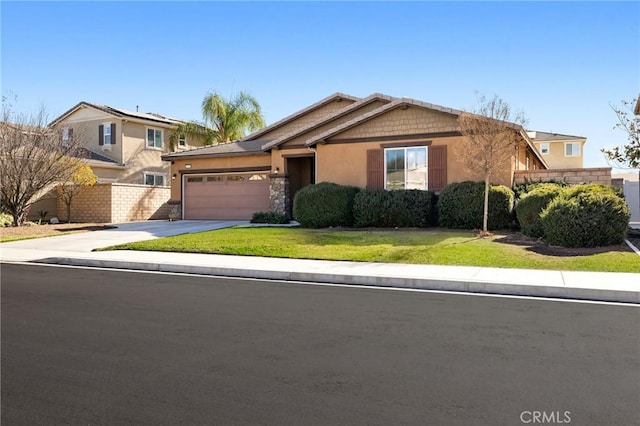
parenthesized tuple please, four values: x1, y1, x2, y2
(286, 156, 315, 217)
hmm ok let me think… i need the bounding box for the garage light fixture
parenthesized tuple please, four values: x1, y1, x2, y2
(172, 174, 177, 180)
(274, 167, 279, 174)
(185, 164, 192, 169)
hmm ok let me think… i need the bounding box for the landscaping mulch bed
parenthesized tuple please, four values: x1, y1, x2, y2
(0, 223, 114, 240)
(494, 231, 636, 257)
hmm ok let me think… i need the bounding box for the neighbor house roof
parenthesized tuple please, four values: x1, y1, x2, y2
(527, 131, 586, 142)
(49, 101, 184, 127)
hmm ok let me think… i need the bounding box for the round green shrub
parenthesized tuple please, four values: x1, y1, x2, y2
(353, 189, 435, 228)
(438, 181, 514, 230)
(540, 186, 629, 248)
(292, 182, 360, 228)
(515, 184, 564, 238)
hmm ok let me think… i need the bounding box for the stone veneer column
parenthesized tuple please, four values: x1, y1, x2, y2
(269, 174, 290, 217)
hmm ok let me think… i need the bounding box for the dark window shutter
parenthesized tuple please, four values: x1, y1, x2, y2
(68, 128, 73, 140)
(366, 149, 384, 189)
(428, 145, 447, 192)
(98, 125, 104, 146)
(111, 123, 116, 145)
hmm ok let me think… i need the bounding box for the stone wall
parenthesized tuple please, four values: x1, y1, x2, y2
(56, 183, 170, 223)
(513, 168, 612, 186)
(269, 175, 290, 217)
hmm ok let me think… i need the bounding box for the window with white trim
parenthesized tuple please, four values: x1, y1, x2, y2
(384, 147, 428, 190)
(144, 172, 165, 186)
(147, 128, 163, 149)
(540, 143, 549, 155)
(103, 123, 112, 145)
(178, 134, 186, 147)
(565, 142, 580, 157)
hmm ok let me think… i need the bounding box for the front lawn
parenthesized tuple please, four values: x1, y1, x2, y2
(0, 223, 114, 243)
(104, 228, 640, 273)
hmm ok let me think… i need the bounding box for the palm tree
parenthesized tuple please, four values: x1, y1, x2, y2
(171, 91, 265, 148)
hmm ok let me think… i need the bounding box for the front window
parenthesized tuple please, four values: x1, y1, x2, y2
(147, 128, 163, 149)
(144, 173, 165, 186)
(385, 147, 428, 190)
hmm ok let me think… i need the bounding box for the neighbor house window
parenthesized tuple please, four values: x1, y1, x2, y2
(384, 147, 428, 190)
(144, 172, 165, 186)
(565, 142, 580, 157)
(103, 123, 112, 145)
(178, 134, 186, 147)
(540, 143, 549, 155)
(62, 127, 72, 146)
(147, 128, 163, 149)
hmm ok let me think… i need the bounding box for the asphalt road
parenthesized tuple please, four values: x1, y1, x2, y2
(2, 263, 639, 426)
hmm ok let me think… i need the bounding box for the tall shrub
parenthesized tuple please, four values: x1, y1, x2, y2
(438, 181, 514, 230)
(353, 189, 435, 228)
(540, 185, 629, 247)
(514, 183, 564, 238)
(292, 182, 360, 228)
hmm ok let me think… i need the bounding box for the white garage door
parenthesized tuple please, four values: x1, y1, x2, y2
(184, 173, 270, 220)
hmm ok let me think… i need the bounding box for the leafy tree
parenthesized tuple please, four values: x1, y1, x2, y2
(170, 91, 265, 148)
(0, 102, 84, 226)
(58, 162, 97, 223)
(457, 95, 526, 233)
(602, 97, 639, 168)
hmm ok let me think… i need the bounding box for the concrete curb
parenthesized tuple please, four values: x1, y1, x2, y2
(34, 257, 640, 304)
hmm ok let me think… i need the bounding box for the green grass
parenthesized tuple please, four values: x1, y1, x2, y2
(103, 227, 640, 273)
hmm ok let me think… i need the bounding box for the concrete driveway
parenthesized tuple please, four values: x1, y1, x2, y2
(0, 220, 245, 253)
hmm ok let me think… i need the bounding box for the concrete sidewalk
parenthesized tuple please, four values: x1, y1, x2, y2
(1, 220, 639, 304)
(2, 248, 639, 304)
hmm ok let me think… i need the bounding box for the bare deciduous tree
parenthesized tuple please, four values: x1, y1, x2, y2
(1, 103, 84, 226)
(457, 95, 526, 233)
(602, 97, 639, 169)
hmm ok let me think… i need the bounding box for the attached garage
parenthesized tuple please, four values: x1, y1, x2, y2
(183, 172, 270, 220)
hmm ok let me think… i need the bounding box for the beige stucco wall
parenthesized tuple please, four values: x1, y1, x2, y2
(62, 118, 124, 164)
(534, 140, 585, 169)
(256, 99, 357, 140)
(168, 154, 271, 200)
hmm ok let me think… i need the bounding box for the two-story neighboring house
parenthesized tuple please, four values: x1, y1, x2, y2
(527, 131, 586, 169)
(32, 102, 204, 223)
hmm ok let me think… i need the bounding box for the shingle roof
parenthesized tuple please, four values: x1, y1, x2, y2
(527, 131, 586, 142)
(261, 93, 396, 150)
(162, 139, 269, 160)
(49, 102, 184, 127)
(77, 148, 120, 164)
(241, 92, 360, 142)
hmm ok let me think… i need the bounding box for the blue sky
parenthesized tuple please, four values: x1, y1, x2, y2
(2, 1, 639, 170)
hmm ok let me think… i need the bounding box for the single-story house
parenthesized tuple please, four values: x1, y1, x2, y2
(162, 92, 556, 220)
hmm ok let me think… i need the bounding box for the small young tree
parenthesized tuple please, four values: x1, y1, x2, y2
(457, 95, 526, 233)
(58, 162, 97, 223)
(0, 102, 84, 226)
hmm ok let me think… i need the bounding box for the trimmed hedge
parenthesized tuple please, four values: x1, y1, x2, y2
(438, 181, 514, 230)
(293, 182, 360, 228)
(251, 211, 289, 224)
(513, 180, 568, 199)
(353, 189, 435, 228)
(514, 184, 565, 238)
(540, 184, 629, 248)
